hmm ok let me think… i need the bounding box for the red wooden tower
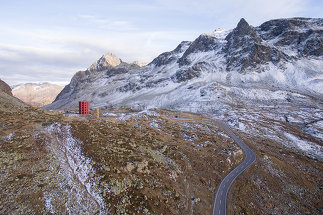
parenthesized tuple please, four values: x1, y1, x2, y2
(79, 101, 89, 114)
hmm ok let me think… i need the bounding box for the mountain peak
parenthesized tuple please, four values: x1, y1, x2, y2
(234, 18, 254, 35)
(225, 18, 258, 43)
(237, 18, 249, 27)
(88, 53, 121, 72)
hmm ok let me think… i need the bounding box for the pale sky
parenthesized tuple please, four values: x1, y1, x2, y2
(0, 0, 322, 86)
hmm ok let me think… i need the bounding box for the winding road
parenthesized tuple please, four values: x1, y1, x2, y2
(212, 120, 256, 215)
(160, 115, 256, 215)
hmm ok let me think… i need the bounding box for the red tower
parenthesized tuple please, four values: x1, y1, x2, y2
(79, 101, 89, 114)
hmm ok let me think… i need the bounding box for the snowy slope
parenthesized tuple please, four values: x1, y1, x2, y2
(45, 17, 323, 111)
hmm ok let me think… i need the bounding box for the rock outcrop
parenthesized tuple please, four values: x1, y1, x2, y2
(257, 18, 323, 57)
(87, 53, 121, 72)
(224, 18, 288, 71)
(0, 79, 13, 96)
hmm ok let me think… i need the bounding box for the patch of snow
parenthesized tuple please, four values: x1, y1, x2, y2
(44, 193, 54, 214)
(314, 120, 323, 129)
(149, 121, 160, 129)
(303, 120, 323, 142)
(64, 113, 80, 117)
(138, 109, 159, 116)
(284, 132, 323, 161)
(209, 28, 231, 39)
(46, 123, 108, 214)
(238, 122, 247, 131)
(102, 112, 117, 116)
(117, 113, 133, 121)
(6, 132, 14, 140)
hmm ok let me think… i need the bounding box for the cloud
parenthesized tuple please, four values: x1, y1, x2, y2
(78, 15, 137, 31)
(0, 44, 90, 67)
(155, 0, 307, 26)
(0, 0, 318, 86)
(0, 44, 86, 86)
(0, 63, 78, 86)
(0, 25, 197, 85)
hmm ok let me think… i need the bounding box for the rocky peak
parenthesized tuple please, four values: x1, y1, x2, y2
(87, 53, 121, 72)
(178, 35, 220, 66)
(173, 41, 192, 53)
(224, 18, 287, 71)
(149, 41, 192, 67)
(235, 18, 255, 36)
(225, 18, 260, 46)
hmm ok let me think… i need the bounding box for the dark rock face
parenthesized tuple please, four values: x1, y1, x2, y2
(231, 18, 259, 40)
(302, 31, 323, 56)
(145, 78, 169, 88)
(171, 63, 202, 83)
(54, 70, 90, 101)
(257, 18, 323, 57)
(118, 82, 139, 93)
(224, 18, 288, 71)
(178, 35, 220, 66)
(258, 18, 313, 40)
(0, 79, 13, 96)
(54, 60, 138, 102)
(149, 41, 191, 67)
(106, 67, 128, 78)
(150, 52, 177, 67)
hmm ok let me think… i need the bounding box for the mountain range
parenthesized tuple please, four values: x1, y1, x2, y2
(12, 83, 63, 107)
(45, 18, 323, 112)
(1, 17, 323, 215)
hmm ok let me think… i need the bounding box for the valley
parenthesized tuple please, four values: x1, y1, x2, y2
(1, 16, 322, 215)
(1, 87, 244, 214)
(1, 86, 322, 214)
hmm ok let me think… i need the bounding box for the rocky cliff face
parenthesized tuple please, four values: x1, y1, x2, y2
(12, 83, 63, 107)
(224, 18, 288, 71)
(53, 54, 141, 105)
(0, 79, 13, 96)
(45, 17, 323, 111)
(257, 18, 323, 57)
(0, 79, 29, 112)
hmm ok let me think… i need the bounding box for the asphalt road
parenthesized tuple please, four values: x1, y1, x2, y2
(157, 115, 256, 215)
(212, 120, 256, 215)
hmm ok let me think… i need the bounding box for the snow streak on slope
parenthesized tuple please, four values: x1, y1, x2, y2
(45, 123, 108, 214)
(213, 106, 323, 161)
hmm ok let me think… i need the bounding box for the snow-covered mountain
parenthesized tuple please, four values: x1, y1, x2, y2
(45, 18, 323, 111)
(13, 83, 63, 107)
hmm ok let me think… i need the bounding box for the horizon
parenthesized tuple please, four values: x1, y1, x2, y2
(1, 0, 322, 86)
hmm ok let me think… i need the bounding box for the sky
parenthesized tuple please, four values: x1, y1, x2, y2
(0, 0, 322, 86)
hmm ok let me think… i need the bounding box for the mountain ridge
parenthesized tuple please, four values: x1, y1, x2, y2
(45, 17, 323, 111)
(13, 82, 63, 107)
